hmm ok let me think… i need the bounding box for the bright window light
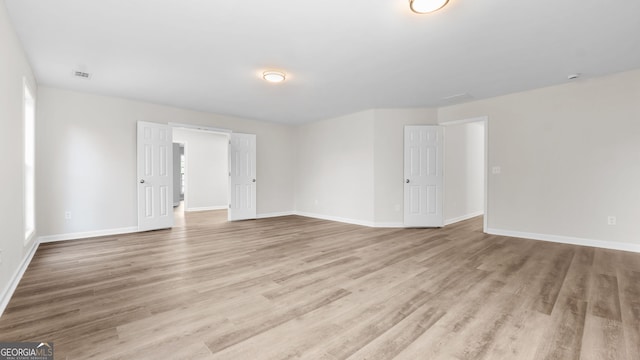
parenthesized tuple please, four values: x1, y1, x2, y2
(24, 80, 35, 241)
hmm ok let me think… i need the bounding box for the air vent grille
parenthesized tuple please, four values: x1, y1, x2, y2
(73, 70, 91, 79)
(441, 93, 473, 103)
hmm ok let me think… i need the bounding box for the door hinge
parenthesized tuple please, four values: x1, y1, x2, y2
(228, 204, 231, 209)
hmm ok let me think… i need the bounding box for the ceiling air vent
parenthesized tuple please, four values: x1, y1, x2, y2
(441, 93, 473, 104)
(72, 70, 91, 79)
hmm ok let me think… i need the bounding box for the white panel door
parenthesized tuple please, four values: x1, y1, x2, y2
(228, 133, 257, 221)
(137, 121, 174, 231)
(404, 125, 444, 227)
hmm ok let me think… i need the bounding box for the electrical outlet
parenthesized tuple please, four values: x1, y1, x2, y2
(607, 216, 616, 225)
(65, 211, 72, 220)
(492, 166, 501, 174)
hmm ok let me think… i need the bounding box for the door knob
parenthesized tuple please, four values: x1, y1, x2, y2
(140, 179, 145, 184)
(252, 179, 256, 183)
(406, 179, 410, 183)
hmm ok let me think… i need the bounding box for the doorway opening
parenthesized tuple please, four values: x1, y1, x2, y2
(172, 142, 185, 207)
(440, 116, 488, 231)
(172, 127, 230, 224)
(137, 121, 257, 232)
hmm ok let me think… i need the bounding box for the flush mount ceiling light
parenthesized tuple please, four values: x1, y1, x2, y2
(263, 71, 286, 83)
(409, 0, 449, 13)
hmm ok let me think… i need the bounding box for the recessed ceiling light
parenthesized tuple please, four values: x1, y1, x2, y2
(409, 0, 449, 14)
(263, 71, 286, 83)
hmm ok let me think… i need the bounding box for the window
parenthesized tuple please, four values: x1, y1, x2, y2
(24, 81, 35, 241)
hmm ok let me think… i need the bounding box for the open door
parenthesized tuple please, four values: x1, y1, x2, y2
(228, 133, 257, 221)
(137, 121, 174, 231)
(404, 125, 444, 227)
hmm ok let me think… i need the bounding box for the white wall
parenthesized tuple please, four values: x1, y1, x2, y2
(36, 87, 295, 239)
(294, 108, 439, 226)
(0, 1, 38, 312)
(295, 110, 376, 225)
(173, 129, 228, 211)
(438, 69, 640, 249)
(443, 121, 485, 224)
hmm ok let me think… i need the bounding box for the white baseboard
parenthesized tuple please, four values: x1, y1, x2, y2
(257, 211, 295, 219)
(1, 239, 39, 317)
(262, 211, 402, 227)
(444, 211, 484, 226)
(185, 205, 227, 212)
(38, 226, 139, 243)
(486, 228, 640, 253)
(261, 211, 404, 228)
(374, 222, 405, 228)
(294, 211, 376, 227)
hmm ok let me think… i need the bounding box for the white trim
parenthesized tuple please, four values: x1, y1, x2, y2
(182, 141, 189, 210)
(373, 222, 405, 228)
(295, 211, 376, 227)
(444, 211, 484, 226)
(38, 226, 139, 243)
(1, 239, 39, 318)
(24, 230, 36, 246)
(169, 122, 232, 134)
(438, 116, 488, 126)
(483, 118, 489, 232)
(486, 228, 640, 253)
(257, 211, 296, 219)
(185, 205, 228, 212)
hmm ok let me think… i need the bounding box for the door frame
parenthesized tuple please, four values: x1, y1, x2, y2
(438, 116, 489, 232)
(169, 122, 252, 221)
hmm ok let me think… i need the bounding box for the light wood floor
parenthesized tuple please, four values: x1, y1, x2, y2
(1, 210, 639, 360)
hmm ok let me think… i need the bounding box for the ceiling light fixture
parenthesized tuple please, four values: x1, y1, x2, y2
(263, 71, 286, 83)
(409, 0, 449, 14)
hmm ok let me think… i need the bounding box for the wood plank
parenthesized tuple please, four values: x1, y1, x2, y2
(534, 296, 587, 360)
(581, 315, 627, 360)
(0, 211, 638, 360)
(617, 269, 640, 359)
(590, 273, 622, 321)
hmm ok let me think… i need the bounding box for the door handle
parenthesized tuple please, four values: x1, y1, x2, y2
(406, 179, 410, 183)
(140, 179, 145, 184)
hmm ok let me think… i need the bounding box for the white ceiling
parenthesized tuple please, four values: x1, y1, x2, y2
(5, 0, 640, 124)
